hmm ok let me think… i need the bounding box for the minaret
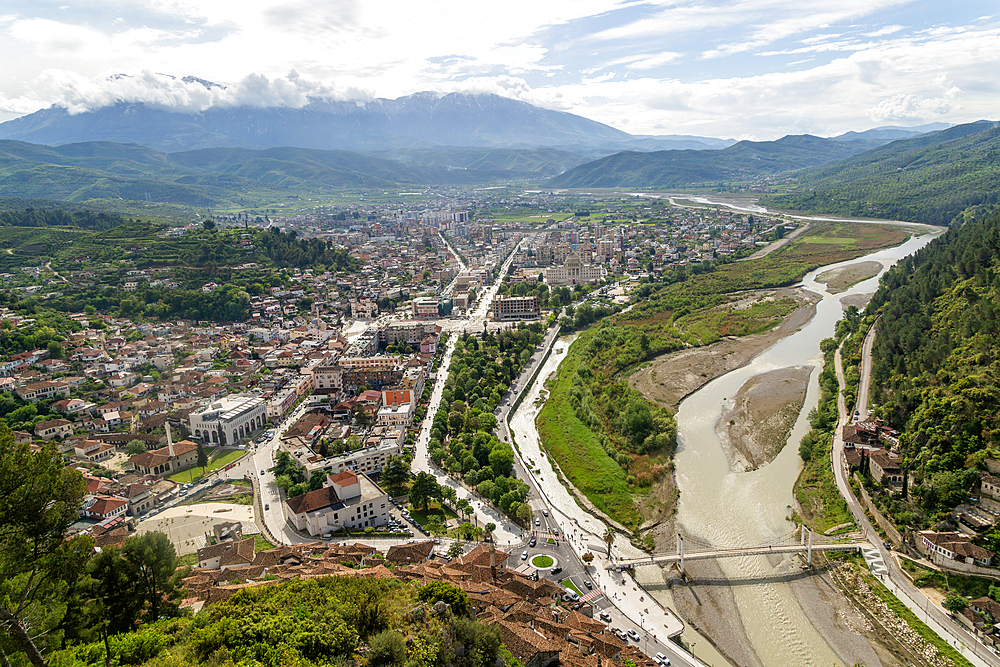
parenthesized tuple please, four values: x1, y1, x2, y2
(166, 421, 175, 458)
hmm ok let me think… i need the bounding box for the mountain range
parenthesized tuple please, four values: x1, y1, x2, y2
(0, 92, 735, 155)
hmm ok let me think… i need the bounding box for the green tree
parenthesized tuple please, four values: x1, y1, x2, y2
(121, 532, 179, 622)
(489, 446, 514, 477)
(417, 581, 469, 616)
(943, 592, 968, 614)
(196, 442, 208, 474)
(124, 440, 147, 456)
(381, 456, 410, 493)
(447, 542, 466, 559)
(82, 545, 144, 637)
(0, 428, 88, 667)
(409, 472, 439, 512)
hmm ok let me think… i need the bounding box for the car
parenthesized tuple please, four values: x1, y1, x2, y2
(529, 537, 537, 547)
(612, 629, 627, 640)
(599, 611, 612, 622)
(542, 509, 549, 516)
(550, 566, 562, 575)
(535, 518, 540, 526)
(260, 469, 266, 475)
(583, 580, 593, 589)
(521, 551, 528, 561)
(655, 653, 670, 666)
(627, 629, 640, 641)
(652, 657, 663, 666)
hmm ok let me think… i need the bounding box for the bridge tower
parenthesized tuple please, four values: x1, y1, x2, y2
(677, 533, 685, 578)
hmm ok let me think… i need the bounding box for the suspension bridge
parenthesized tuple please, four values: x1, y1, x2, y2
(606, 527, 867, 576)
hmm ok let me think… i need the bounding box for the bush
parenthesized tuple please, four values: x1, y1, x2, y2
(111, 629, 168, 665)
(367, 630, 406, 667)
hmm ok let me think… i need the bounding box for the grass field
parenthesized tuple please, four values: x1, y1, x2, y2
(168, 448, 245, 483)
(562, 579, 583, 595)
(536, 345, 641, 528)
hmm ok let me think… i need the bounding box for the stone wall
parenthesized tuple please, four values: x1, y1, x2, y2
(854, 473, 902, 545)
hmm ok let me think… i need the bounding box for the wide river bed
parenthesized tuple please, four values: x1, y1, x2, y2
(672, 229, 940, 665)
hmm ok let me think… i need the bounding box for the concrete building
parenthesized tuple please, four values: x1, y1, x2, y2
(544, 254, 602, 286)
(285, 470, 389, 537)
(412, 297, 439, 319)
(189, 395, 267, 445)
(492, 295, 540, 322)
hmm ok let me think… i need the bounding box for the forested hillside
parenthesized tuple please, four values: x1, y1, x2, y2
(763, 121, 1000, 225)
(867, 205, 1000, 519)
(0, 207, 127, 231)
(546, 134, 890, 188)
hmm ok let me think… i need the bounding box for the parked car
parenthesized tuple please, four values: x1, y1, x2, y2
(264, 503, 270, 510)
(599, 611, 611, 622)
(627, 629, 640, 641)
(655, 653, 670, 666)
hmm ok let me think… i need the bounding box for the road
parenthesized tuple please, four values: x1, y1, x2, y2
(854, 320, 877, 417)
(834, 334, 1000, 667)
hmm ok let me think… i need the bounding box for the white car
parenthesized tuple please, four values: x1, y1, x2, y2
(626, 629, 640, 641)
(655, 653, 670, 666)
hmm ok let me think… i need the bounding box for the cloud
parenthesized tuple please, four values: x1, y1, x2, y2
(868, 89, 961, 121)
(41, 69, 361, 114)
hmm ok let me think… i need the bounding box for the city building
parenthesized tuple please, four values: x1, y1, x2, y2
(544, 254, 602, 286)
(189, 395, 267, 445)
(492, 295, 540, 322)
(285, 470, 389, 537)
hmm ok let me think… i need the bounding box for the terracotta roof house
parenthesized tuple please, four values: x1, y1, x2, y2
(197, 537, 256, 571)
(385, 540, 436, 566)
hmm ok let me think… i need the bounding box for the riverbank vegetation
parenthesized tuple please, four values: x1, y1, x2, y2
(539, 221, 905, 534)
(794, 336, 854, 533)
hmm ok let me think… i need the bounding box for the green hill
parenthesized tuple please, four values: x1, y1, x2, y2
(762, 120, 1000, 225)
(546, 134, 888, 188)
(861, 204, 1000, 529)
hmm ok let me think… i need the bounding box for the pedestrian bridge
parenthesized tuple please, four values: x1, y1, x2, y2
(607, 530, 867, 574)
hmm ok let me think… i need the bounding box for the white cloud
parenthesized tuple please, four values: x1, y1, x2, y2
(0, 0, 997, 138)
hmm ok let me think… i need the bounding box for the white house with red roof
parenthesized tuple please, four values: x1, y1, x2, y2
(285, 470, 388, 537)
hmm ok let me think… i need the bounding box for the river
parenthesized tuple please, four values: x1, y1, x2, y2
(671, 229, 940, 666)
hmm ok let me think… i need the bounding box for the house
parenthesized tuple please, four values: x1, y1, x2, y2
(918, 531, 994, 567)
(123, 483, 155, 516)
(197, 537, 256, 570)
(16, 380, 71, 402)
(869, 449, 904, 485)
(81, 495, 129, 521)
(34, 418, 75, 440)
(285, 470, 389, 537)
(73, 440, 117, 463)
(385, 540, 435, 566)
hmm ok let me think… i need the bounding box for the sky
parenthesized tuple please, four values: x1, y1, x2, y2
(0, 0, 998, 140)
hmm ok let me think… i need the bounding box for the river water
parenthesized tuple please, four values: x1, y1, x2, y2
(671, 229, 940, 666)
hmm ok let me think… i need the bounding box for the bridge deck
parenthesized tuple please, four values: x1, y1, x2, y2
(610, 542, 866, 568)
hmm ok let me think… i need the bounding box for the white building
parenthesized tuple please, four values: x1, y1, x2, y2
(189, 395, 267, 445)
(544, 254, 602, 286)
(285, 471, 389, 537)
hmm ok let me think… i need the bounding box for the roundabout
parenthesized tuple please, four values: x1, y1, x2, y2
(531, 554, 555, 569)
